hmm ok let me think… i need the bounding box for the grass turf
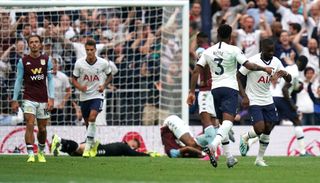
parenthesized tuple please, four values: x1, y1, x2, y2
(0, 155, 319, 183)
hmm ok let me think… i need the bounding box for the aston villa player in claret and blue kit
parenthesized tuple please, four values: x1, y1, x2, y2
(11, 35, 55, 163)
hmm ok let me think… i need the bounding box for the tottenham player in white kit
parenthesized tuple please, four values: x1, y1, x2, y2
(72, 39, 112, 158)
(237, 38, 291, 166)
(187, 24, 273, 168)
(270, 55, 311, 156)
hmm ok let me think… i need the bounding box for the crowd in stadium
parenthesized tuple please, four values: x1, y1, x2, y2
(189, 0, 320, 126)
(0, 0, 319, 126)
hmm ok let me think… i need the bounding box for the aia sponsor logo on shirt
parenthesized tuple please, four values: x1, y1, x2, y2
(83, 74, 99, 82)
(257, 75, 271, 83)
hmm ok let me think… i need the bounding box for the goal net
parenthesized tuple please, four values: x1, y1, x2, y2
(0, 0, 189, 154)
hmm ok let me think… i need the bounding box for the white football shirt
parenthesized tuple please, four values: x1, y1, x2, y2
(239, 53, 284, 106)
(270, 64, 299, 98)
(197, 41, 248, 90)
(73, 56, 112, 101)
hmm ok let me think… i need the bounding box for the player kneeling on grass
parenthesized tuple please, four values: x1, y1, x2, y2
(51, 134, 160, 157)
(161, 115, 206, 158)
(237, 38, 292, 166)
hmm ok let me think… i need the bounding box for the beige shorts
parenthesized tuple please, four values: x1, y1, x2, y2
(198, 91, 216, 117)
(22, 100, 50, 119)
(163, 115, 191, 139)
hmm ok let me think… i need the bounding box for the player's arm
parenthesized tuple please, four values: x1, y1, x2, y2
(274, 70, 292, 83)
(122, 143, 149, 156)
(236, 71, 249, 108)
(11, 59, 24, 113)
(99, 73, 113, 93)
(243, 61, 273, 74)
(282, 82, 297, 111)
(179, 146, 205, 158)
(71, 63, 87, 92)
(187, 64, 204, 105)
(47, 58, 54, 111)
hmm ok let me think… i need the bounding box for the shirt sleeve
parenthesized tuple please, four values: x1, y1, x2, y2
(104, 61, 112, 75)
(235, 47, 248, 65)
(197, 50, 209, 67)
(73, 61, 80, 78)
(277, 5, 288, 16)
(275, 58, 285, 72)
(47, 58, 54, 99)
(239, 65, 250, 76)
(12, 59, 24, 100)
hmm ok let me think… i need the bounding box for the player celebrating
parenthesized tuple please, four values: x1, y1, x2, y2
(11, 35, 54, 163)
(72, 39, 112, 158)
(187, 24, 273, 168)
(237, 38, 291, 166)
(195, 32, 237, 167)
(270, 55, 310, 156)
(161, 115, 206, 158)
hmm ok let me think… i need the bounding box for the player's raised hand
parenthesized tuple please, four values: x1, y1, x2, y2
(47, 98, 54, 111)
(187, 92, 195, 106)
(11, 101, 19, 113)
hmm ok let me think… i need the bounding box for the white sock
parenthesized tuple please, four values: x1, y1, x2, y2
(84, 122, 96, 151)
(257, 134, 269, 160)
(294, 126, 306, 154)
(243, 127, 257, 142)
(222, 136, 232, 158)
(210, 120, 233, 151)
(38, 143, 45, 153)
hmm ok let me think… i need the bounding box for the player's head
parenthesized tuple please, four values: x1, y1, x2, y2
(127, 138, 141, 150)
(260, 38, 275, 61)
(217, 24, 232, 42)
(196, 32, 208, 46)
(304, 67, 315, 80)
(296, 55, 308, 71)
(27, 35, 42, 53)
(85, 39, 96, 61)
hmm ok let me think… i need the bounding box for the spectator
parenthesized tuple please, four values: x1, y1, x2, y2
(275, 31, 298, 66)
(50, 58, 71, 125)
(296, 67, 317, 125)
(189, 1, 202, 30)
(307, 74, 320, 125)
(211, 0, 251, 42)
(272, 0, 306, 31)
(270, 21, 283, 43)
(234, 15, 272, 58)
(247, 0, 275, 30)
(58, 14, 76, 40)
(292, 28, 319, 81)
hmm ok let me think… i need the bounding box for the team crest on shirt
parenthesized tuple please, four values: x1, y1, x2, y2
(40, 59, 46, 65)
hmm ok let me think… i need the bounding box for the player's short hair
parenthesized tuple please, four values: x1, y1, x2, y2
(197, 31, 208, 39)
(27, 35, 42, 45)
(217, 24, 232, 39)
(289, 23, 301, 33)
(297, 55, 308, 71)
(304, 67, 315, 76)
(260, 38, 275, 49)
(85, 39, 96, 49)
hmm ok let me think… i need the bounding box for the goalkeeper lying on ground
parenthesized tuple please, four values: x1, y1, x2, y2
(51, 134, 160, 157)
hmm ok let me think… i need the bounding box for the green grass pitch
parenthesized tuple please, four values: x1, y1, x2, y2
(0, 155, 319, 183)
